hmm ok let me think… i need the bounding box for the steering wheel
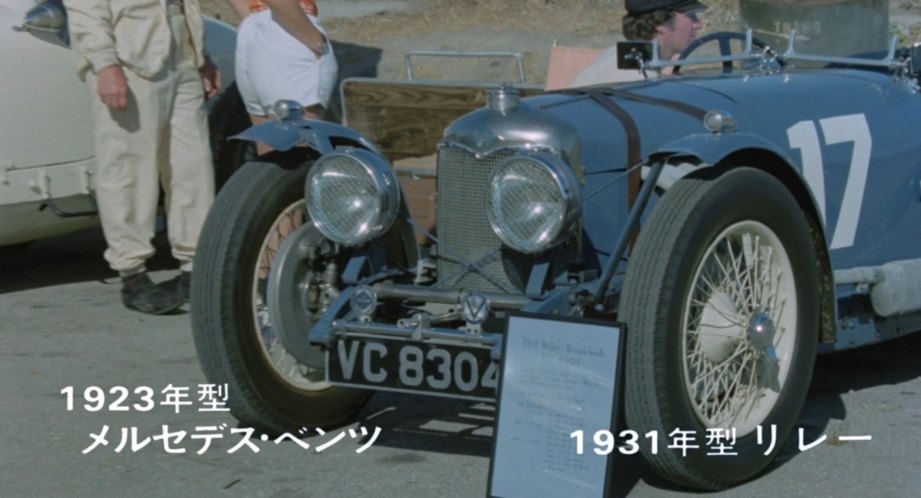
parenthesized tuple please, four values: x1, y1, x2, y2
(674, 31, 773, 74)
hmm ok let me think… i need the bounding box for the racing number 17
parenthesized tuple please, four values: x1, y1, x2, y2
(787, 113, 872, 250)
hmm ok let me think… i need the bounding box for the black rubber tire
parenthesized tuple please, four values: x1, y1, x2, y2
(208, 83, 255, 191)
(0, 241, 34, 255)
(191, 159, 371, 434)
(621, 167, 820, 490)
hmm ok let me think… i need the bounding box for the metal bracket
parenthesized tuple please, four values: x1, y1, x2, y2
(0, 161, 12, 185)
(782, 30, 902, 71)
(28, 170, 98, 218)
(589, 161, 665, 305)
(80, 165, 94, 194)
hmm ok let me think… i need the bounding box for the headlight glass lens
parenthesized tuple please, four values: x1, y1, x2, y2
(305, 150, 399, 246)
(488, 154, 579, 253)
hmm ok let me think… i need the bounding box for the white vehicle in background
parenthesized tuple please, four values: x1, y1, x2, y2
(0, 0, 251, 249)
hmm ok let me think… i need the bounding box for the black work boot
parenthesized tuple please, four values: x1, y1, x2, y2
(121, 272, 184, 315)
(159, 270, 191, 303)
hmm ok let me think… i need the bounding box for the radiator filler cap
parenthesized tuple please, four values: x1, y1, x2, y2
(488, 85, 520, 113)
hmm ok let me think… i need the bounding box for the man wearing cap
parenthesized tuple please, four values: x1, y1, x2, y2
(572, 0, 706, 86)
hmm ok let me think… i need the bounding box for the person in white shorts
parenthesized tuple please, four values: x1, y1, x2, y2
(227, 0, 337, 152)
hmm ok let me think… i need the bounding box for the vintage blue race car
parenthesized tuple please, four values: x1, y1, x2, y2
(191, 32, 921, 490)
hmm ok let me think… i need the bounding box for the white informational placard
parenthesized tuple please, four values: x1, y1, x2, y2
(488, 313, 624, 498)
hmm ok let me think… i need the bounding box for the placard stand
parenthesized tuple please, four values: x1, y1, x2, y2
(487, 313, 624, 498)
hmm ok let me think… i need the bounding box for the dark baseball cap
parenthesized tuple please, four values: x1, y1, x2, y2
(625, 0, 708, 15)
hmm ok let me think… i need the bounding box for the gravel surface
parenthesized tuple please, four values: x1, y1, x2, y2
(200, 0, 921, 83)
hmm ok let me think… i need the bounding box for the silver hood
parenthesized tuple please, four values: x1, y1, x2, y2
(440, 87, 582, 177)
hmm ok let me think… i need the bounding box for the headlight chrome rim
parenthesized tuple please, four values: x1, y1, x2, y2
(487, 152, 581, 254)
(305, 149, 401, 246)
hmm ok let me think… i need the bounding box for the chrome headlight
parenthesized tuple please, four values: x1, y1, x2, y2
(488, 153, 581, 254)
(305, 149, 400, 246)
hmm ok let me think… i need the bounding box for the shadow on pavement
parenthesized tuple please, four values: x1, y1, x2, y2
(0, 226, 179, 294)
(349, 393, 677, 494)
(350, 332, 921, 494)
(756, 330, 921, 481)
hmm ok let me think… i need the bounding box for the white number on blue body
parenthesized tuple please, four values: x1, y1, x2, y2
(787, 113, 872, 250)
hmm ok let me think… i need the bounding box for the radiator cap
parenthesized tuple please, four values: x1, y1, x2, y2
(487, 85, 520, 113)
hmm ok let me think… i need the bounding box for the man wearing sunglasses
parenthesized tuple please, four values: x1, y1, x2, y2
(572, 0, 706, 86)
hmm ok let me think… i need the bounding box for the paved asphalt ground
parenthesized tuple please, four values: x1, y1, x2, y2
(2, 228, 920, 497)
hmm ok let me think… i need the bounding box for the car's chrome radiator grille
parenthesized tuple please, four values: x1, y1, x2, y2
(435, 147, 534, 293)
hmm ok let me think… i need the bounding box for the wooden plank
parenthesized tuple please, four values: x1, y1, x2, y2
(342, 79, 542, 160)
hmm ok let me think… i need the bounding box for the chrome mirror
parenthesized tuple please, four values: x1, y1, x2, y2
(911, 42, 921, 76)
(616, 41, 653, 70)
(13, 0, 67, 34)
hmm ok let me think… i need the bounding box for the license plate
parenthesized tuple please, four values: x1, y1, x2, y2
(326, 338, 498, 400)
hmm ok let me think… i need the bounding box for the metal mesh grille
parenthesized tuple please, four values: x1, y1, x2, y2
(436, 147, 534, 293)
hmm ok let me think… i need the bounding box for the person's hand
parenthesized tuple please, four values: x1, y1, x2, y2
(97, 65, 129, 111)
(200, 57, 222, 99)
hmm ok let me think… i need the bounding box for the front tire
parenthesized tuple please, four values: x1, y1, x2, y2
(191, 159, 370, 434)
(621, 167, 820, 490)
(208, 83, 255, 190)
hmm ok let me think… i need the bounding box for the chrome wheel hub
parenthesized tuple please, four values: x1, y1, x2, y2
(682, 221, 797, 436)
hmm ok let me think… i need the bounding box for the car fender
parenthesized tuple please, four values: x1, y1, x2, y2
(649, 131, 823, 218)
(650, 131, 791, 171)
(649, 131, 839, 344)
(233, 118, 384, 156)
(234, 118, 417, 269)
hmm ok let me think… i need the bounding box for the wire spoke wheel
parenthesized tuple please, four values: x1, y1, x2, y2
(621, 167, 819, 490)
(251, 200, 329, 390)
(191, 160, 371, 434)
(683, 221, 796, 436)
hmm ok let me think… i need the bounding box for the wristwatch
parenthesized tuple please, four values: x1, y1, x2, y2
(314, 36, 330, 56)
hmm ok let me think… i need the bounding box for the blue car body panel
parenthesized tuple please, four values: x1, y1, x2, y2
(531, 69, 921, 275)
(249, 55, 921, 354)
